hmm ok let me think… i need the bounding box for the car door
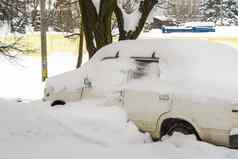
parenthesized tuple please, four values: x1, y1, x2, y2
(123, 89, 172, 132)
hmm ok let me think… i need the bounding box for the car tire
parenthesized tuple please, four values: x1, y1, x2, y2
(51, 100, 66, 107)
(162, 121, 200, 140)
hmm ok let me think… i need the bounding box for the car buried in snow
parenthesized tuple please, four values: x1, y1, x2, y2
(43, 39, 238, 148)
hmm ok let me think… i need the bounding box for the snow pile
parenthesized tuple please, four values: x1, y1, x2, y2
(0, 99, 71, 141)
(161, 132, 197, 143)
(159, 133, 238, 159)
(0, 99, 237, 159)
(231, 128, 238, 135)
(0, 98, 150, 145)
(47, 100, 151, 145)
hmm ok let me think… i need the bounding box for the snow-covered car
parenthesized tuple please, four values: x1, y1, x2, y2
(44, 39, 238, 148)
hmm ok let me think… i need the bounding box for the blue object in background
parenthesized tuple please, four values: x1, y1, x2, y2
(162, 26, 216, 33)
(192, 26, 215, 33)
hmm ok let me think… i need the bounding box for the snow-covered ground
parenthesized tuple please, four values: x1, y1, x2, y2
(0, 53, 78, 100)
(0, 98, 237, 159)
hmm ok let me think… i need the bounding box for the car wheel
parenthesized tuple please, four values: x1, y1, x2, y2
(51, 100, 66, 107)
(161, 120, 200, 140)
(167, 122, 195, 136)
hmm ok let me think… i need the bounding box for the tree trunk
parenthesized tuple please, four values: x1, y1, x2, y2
(79, 0, 116, 58)
(76, 17, 84, 68)
(79, 0, 97, 58)
(79, 0, 157, 58)
(40, 0, 48, 81)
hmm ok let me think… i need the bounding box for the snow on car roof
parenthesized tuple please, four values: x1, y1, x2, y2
(91, 39, 238, 101)
(46, 39, 238, 102)
(91, 39, 236, 61)
(91, 39, 238, 79)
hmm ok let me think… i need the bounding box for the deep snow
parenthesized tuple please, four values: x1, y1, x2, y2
(0, 99, 237, 159)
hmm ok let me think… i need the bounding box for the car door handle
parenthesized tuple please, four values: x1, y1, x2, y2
(159, 94, 170, 101)
(232, 109, 238, 113)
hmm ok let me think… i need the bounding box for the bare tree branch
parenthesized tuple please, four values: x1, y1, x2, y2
(0, 38, 34, 59)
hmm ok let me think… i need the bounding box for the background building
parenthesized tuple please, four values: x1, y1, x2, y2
(166, 0, 204, 22)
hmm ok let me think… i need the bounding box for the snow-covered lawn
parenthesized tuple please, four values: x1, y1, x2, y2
(140, 27, 238, 49)
(0, 99, 237, 159)
(0, 53, 78, 100)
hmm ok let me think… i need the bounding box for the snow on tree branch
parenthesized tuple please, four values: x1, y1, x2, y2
(91, 0, 101, 14)
(116, 0, 158, 33)
(117, 0, 143, 32)
(201, 0, 238, 25)
(80, 0, 158, 57)
(115, 0, 157, 40)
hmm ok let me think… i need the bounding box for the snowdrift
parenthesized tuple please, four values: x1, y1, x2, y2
(0, 99, 237, 159)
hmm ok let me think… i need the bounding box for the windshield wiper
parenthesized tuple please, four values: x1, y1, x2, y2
(102, 52, 159, 63)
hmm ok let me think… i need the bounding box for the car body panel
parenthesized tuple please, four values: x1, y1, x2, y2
(122, 89, 236, 147)
(123, 89, 172, 132)
(44, 86, 96, 103)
